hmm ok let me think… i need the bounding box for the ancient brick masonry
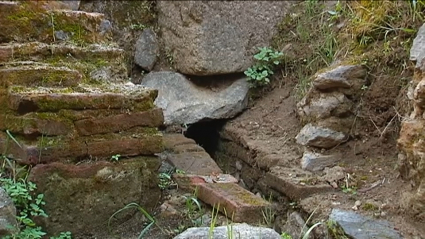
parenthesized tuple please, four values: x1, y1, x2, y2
(0, 1, 164, 235)
(0, 1, 164, 164)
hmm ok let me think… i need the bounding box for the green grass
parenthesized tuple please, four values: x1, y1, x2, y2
(109, 202, 162, 239)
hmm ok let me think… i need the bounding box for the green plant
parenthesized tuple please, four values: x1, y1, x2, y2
(261, 194, 275, 226)
(208, 204, 220, 239)
(223, 208, 234, 239)
(110, 154, 121, 161)
(50, 231, 72, 239)
(281, 232, 293, 239)
(130, 23, 147, 31)
(175, 169, 185, 175)
(0, 178, 48, 239)
(158, 172, 173, 190)
(165, 48, 175, 68)
(0, 130, 71, 239)
(183, 195, 202, 216)
(109, 203, 162, 239)
(244, 47, 284, 88)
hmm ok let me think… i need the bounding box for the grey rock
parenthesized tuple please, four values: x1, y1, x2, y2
(410, 23, 425, 69)
(313, 65, 366, 91)
(99, 19, 112, 35)
(301, 151, 339, 172)
(173, 223, 281, 239)
(134, 29, 159, 71)
(0, 187, 18, 236)
(141, 71, 249, 125)
(157, 1, 293, 75)
(321, 166, 346, 184)
(296, 123, 347, 149)
(54, 30, 69, 41)
(89, 66, 111, 82)
(329, 209, 402, 239)
(298, 92, 352, 121)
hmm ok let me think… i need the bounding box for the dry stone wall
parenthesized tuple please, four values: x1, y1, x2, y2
(397, 23, 425, 219)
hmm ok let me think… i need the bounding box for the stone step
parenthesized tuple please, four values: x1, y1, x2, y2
(0, 43, 127, 83)
(0, 107, 163, 137)
(0, 127, 164, 165)
(197, 183, 271, 223)
(162, 133, 223, 175)
(172, 174, 271, 224)
(6, 84, 157, 114)
(0, 63, 82, 88)
(259, 166, 335, 201)
(0, 1, 112, 44)
(0, 42, 123, 63)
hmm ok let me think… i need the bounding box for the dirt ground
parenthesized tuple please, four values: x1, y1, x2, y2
(215, 67, 425, 238)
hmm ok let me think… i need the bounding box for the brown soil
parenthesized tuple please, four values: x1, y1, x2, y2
(212, 66, 424, 237)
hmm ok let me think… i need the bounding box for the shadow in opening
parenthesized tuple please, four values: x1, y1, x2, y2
(184, 120, 227, 159)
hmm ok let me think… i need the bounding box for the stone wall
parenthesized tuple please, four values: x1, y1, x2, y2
(397, 23, 425, 219)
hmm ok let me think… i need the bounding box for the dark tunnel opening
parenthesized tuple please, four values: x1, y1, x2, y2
(183, 120, 227, 159)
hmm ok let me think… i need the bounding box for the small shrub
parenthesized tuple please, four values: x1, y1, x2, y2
(244, 47, 284, 88)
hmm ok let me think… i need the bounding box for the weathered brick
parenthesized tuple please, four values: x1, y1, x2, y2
(75, 108, 164, 135)
(0, 64, 82, 88)
(196, 183, 271, 223)
(0, 128, 164, 164)
(7, 85, 156, 114)
(0, 43, 127, 82)
(0, 113, 74, 136)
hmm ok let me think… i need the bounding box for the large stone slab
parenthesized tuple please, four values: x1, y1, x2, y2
(329, 209, 402, 239)
(141, 71, 249, 125)
(28, 158, 161, 236)
(0, 127, 163, 164)
(174, 223, 281, 239)
(157, 1, 292, 75)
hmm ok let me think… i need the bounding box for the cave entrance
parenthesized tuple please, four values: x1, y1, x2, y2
(183, 120, 227, 159)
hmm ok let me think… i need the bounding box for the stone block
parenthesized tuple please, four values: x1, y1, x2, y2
(196, 183, 271, 223)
